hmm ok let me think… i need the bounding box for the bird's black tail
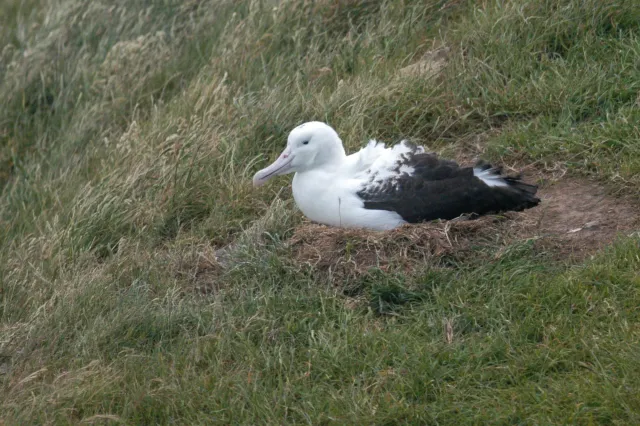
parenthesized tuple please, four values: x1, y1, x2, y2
(473, 161, 540, 213)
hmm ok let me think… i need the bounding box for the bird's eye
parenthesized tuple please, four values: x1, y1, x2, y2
(302, 141, 309, 145)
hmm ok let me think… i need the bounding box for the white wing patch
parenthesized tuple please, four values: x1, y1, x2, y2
(473, 167, 508, 187)
(355, 140, 388, 170)
(366, 141, 420, 179)
(342, 139, 387, 175)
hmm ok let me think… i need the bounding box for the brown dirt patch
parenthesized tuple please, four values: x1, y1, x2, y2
(289, 178, 639, 278)
(511, 178, 640, 256)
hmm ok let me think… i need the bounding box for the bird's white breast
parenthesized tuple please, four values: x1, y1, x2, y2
(291, 170, 405, 231)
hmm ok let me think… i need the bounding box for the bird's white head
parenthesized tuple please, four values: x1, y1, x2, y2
(252, 121, 346, 187)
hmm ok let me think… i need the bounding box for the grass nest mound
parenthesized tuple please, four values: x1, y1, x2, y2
(288, 216, 511, 279)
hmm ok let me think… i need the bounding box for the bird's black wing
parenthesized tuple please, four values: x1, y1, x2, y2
(357, 152, 540, 223)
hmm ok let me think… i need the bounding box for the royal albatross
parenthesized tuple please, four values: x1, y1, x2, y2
(253, 122, 540, 231)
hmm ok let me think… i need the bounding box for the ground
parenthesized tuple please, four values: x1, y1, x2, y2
(1, 0, 639, 424)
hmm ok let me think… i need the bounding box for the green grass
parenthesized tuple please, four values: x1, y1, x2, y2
(1, 0, 639, 423)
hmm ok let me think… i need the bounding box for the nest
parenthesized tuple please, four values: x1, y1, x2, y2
(288, 216, 508, 280)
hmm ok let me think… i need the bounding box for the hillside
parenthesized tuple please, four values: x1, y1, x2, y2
(1, 0, 639, 423)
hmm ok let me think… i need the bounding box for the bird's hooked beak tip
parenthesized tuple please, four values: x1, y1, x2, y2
(252, 175, 267, 187)
(252, 150, 295, 187)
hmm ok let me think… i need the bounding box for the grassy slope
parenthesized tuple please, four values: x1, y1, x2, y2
(1, 0, 639, 423)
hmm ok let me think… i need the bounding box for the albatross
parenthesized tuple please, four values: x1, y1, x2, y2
(253, 122, 540, 231)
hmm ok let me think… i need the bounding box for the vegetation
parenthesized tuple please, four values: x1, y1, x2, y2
(1, 0, 639, 423)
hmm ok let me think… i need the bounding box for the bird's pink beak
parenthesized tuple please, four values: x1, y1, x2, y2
(252, 148, 295, 187)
